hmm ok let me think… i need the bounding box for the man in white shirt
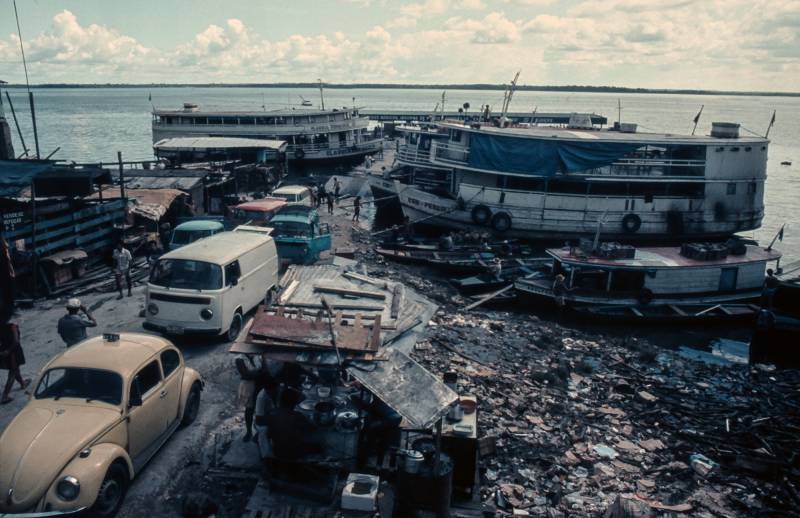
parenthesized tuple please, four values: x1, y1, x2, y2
(112, 242, 133, 299)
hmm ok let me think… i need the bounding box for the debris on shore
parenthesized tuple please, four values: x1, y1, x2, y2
(409, 308, 800, 516)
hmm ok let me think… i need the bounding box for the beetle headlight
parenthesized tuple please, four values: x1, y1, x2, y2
(147, 303, 159, 315)
(200, 308, 213, 320)
(56, 476, 80, 501)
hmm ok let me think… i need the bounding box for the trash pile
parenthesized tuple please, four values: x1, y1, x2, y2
(413, 310, 800, 516)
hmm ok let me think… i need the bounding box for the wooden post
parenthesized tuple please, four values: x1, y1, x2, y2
(117, 151, 126, 200)
(30, 180, 37, 295)
(28, 92, 40, 159)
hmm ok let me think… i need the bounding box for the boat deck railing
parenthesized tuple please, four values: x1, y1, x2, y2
(397, 146, 434, 165)
(286, 139, 382, 155)
(430, 141, 469, 166)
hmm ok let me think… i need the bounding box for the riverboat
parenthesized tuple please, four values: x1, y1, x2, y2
(514, 242, 781, 308)
(152, 103, 382, 163)
(397, 117, 769, 241)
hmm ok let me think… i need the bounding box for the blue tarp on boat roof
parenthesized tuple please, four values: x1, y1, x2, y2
(467, 133, 640, 176)
(0, 160, 54, 197)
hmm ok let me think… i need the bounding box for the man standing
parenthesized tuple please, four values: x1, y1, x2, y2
(326, 192, 335, 215)
(352, 196, 361, 222)
(333, 177, 341, 205)
(113, 242, 133, 299)
(1, 320, 29, 404)
(57, 298, 97, 347)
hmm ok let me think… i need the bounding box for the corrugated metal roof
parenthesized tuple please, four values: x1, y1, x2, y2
(0, 160, 56, 197)
(153, 137, 287, 151)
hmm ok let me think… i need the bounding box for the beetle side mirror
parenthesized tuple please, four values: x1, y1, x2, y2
(231, 278, 238, 287)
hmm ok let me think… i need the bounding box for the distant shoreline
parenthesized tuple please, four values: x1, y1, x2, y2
(2, 83, 799, 98)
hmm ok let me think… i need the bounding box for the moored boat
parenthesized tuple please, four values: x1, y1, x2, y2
(397, 116, 768, 242)
(515, 241, 781, 308)
(450, 266, 543, 296)
(152, 103, 382, 163)
(572, 302, 761, 323)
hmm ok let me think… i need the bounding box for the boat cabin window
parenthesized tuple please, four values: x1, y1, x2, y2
(239, 117, 255, 125)
(208, 117, 222, 125)
(506, 176, 545, 192)
(449, 130, 463, 142)
(222, 117, 238, 125)
(547, 179, 588, 195)
(610, 270, 646, 292)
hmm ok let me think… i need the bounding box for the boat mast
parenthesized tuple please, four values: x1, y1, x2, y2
(500, 70, 520, 126)
(318, 79, 325, 110)
(440, 91, 446, 120)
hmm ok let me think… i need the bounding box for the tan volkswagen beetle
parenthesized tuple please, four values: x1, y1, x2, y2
(0, 332, 203, 516)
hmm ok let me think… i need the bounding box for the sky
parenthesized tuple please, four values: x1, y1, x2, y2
(0, 0, 798, 91)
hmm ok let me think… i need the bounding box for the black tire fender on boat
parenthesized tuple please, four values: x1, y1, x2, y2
(471, 204, 492, 225)
(622, 213, 642, 233)
(638, 288, 654, 305)
(491, 211, 512, 232)
(294, 148, 306, 160)
(456, 196, 466, 211)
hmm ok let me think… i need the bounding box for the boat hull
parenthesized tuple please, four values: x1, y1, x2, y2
(399, 186, 761, 242)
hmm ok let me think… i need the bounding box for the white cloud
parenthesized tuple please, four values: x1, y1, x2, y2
(0, 3, 796, 91)
(456, 12, 521, 44)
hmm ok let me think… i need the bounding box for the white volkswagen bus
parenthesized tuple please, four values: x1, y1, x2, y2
(144, 231, 278, 340)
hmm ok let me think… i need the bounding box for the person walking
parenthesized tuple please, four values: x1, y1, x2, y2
(333, 177, 341, 205)
(552, 274, 569, 318)
(57, 298, 97, 347)
(352, 196, 361, 222)
(113, 242, 133, 299)
(0, 321, 29, 404)
(326, 192, 335, 215)
(317, 183, 326, 209)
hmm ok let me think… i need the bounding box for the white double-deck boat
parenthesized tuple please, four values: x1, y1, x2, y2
(152, 104, 383, 162)
(395, 116, 769, 241)
(515, 242, 781, 310)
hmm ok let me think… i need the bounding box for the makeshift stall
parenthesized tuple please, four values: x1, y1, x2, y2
(229, 281, 476, 516)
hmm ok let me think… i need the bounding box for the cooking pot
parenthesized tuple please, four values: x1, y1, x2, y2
(401, 449, 425, 474)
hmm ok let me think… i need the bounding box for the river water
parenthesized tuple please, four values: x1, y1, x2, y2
(2, 86, 798, 261)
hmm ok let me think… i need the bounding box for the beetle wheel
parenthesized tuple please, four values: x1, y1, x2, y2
(181, 383, 201, 427)
(90, 463, 128, 517)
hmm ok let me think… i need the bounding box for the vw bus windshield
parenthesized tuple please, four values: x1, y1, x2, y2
(35, 368, 123, 405)
(271, 221, 311, 238)
(150, 259, 223, 290)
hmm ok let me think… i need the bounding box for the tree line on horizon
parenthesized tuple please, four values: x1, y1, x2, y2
(1, 82, 797, 97)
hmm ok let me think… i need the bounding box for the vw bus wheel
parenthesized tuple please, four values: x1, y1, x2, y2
(90, 463, 128, 517)
(226, 312, 243, 342)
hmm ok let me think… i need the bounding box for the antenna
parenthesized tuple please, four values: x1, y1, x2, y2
(318, 79, 325, 110)
(13, 0, 39, 158)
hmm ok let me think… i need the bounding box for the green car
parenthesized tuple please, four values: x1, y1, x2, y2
(268, 206, 331, 264)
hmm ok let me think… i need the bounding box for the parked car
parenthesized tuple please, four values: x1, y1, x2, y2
(168, 219, 225, 251)
(268, 205, 331, 265)
(270, 185, 313, 206)
(232, 198, 287, 226)
(0, 333, 202, 517)
(145, 231, 279, 340)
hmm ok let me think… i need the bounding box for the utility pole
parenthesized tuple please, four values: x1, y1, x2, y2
(318, 79, 325, 110)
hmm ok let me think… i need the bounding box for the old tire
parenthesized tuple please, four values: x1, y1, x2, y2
(181, 382, 201, 427)
(226, 311, 243, 342)
(471, 205, 492, 225)
(491, 212, 512, 232)
(89, 462, 128, 517)
(622, 213, 642, 233)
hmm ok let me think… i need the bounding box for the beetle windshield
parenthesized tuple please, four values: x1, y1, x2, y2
(150, 259, 222, 290)
(35, 368, 123, 405)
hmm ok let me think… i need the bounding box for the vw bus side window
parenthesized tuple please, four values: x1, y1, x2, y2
(150, 259, 222, 290)
(225, 261, 242, 287)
